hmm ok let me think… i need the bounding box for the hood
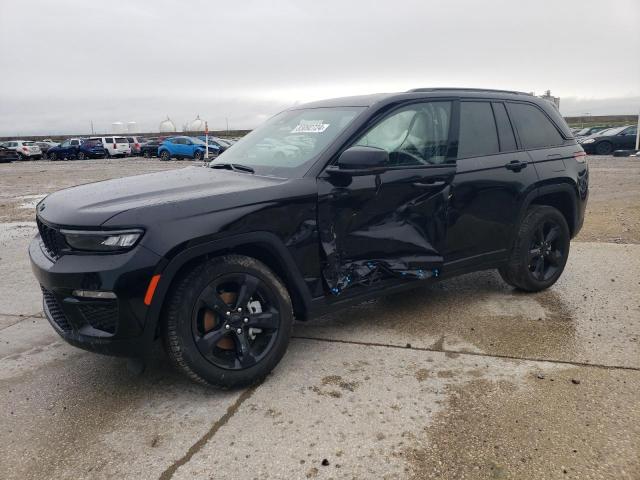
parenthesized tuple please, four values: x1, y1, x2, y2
(37, 166, 288, 227)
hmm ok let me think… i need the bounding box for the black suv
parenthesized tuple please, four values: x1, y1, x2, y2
(30, 88, 589, 388)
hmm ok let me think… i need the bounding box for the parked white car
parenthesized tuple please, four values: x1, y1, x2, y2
(89, 136, 131, 157)
(0, 140, 42, 160)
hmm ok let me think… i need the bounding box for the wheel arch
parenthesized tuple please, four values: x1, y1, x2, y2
(518, 183, 579, 237)
(145, 232, 313, 339)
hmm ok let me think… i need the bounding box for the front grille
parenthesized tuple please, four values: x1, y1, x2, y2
(77, 302, 118, 334)
(41, 287, 72, 332)
(37, 218, 66, 260)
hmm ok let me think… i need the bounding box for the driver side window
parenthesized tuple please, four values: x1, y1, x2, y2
(355, 101, 451, 166)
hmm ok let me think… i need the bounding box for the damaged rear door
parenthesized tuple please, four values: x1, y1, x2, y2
(318, 100, 456, 295)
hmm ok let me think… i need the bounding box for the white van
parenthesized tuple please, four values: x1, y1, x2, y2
(90, 136, 131, 157)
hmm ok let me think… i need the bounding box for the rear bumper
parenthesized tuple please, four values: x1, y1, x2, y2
(30, 234, 163, 357)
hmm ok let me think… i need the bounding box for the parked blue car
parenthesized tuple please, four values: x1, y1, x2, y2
(47, 138, 105, 160)
(157, 136, 209, 161)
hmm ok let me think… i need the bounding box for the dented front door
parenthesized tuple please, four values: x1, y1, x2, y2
(317, 100, 457, 295)
(318, 163, 456, 294)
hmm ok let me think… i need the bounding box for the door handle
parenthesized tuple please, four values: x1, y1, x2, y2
(412, 180, 446, 188)
(505, 160, 527, 171)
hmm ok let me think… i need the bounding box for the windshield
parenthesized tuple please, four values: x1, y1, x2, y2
(209, 107, 365, 177)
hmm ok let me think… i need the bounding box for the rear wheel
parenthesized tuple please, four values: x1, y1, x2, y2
(17, 152, 25, 161)
(595, 141, 613, 155)
(499, 205, 570, 292)
(160, 150, 171, 161)
(163, 255, 293, 388)
(143, 150, 150, 158)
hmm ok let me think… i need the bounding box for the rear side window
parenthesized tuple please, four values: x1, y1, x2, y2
(492, 102, 517, 152)
(103, 137, 113, 143)
(115, 137, 128, 143)
(457, 102, 499, 158)
(508, 103, 564, 149)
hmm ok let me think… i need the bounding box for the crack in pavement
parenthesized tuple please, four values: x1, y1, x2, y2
(0, 315, 41, 332)
(292, 335, 640, 372)
(158, 385, 258, 480)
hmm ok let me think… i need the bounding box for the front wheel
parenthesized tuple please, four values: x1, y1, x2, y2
(77, 151, 86, 160)
(595, 141, 613, 155)
(499, 205, 570, 292)
(162, 254, 293, 389)
(160, 150, 171, 161)
(48, 152, 57, 161)
(193, 150, 203, 161)
(143, 150, 150, 158)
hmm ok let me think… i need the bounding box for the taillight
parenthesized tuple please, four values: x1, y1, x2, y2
(574, 151, 587, 163)
(22, 146, 29, 152)
(135, 143, 140, 149)
(113, 143, 117, 149)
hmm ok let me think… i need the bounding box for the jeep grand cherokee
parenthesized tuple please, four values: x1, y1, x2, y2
(30, 88, 588, 388)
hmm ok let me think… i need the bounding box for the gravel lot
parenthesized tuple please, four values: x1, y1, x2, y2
(0, 156, 638, 479)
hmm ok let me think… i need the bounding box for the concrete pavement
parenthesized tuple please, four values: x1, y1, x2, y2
(1, 221, 638, 479)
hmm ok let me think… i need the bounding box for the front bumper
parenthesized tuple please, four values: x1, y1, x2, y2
(29, 234, 163, 357)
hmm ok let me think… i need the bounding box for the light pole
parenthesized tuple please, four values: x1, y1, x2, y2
(205, 121, 209, 162)
(635, 108, 639, 152)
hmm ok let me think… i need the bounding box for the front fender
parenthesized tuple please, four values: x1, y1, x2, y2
(142, 231, 313, 339)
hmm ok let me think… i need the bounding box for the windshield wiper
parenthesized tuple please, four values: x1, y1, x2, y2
(210, 163, 255, 174)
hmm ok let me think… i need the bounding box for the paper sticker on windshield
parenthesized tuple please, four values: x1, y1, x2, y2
(291, 120, 330, 133)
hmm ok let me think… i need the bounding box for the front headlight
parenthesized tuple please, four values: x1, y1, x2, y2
(581, 138, 595, 144)
(61, 229, 143, 252)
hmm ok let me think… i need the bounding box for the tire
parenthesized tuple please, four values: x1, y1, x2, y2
(17, 153, 25, 161)
(49, 152, 57, 161)
(104, 151, 111, 159)
(595, 141, 613, 155)
(162, 254, 293, 389)
(194, 150, 203, 161)
(77, 151, 86, 160)
(498, 205, 570, 292)
(160, 150, 171, 161)
(143, 150, 150, 158)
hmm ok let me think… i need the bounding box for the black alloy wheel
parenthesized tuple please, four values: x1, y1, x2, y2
(77, 151, 86, 160)
(194, 150, 203, 161)
(527, 220, 565, 282)
(191, 273, 281, 370)
(160, 150, 170, 161)
(163, 255, 293, 388)
(499, 205, 570, 292)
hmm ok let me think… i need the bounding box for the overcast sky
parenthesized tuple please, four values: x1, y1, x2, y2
(1, 0, 638, 136)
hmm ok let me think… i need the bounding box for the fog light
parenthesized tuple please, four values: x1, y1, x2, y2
(73, 290, 117, 299)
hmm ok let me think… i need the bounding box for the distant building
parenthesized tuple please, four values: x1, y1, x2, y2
(111, 121, 125, 133)
(189, 115, 206, 132)
(159, 116, 176, 133)
(539, 90, 560, 109)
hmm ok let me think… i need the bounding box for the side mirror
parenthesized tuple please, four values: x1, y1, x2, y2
(328, 146, 389, 176)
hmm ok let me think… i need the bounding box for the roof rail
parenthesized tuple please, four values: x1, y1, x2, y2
(407, 87, 531, 96)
